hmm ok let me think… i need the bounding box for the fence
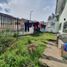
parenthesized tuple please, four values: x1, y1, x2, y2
(0, 14, 23, 37)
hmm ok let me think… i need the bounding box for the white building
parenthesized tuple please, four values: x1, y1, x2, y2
(46, 0, 67, 33)
(55, 0, 66, 33)
(46, 14, 58, 33)
(56, 0, 67, 57)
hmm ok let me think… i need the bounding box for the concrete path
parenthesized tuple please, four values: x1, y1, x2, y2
(39, 42, 67, 67)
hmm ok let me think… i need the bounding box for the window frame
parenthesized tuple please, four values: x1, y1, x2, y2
(63, 22, 67, 33)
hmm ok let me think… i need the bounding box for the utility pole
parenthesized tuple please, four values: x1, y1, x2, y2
(30, 10, 33, 20)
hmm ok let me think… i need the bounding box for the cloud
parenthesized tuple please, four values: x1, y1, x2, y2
(0, 0, 9, 3)
(0, 4, 3, 11)
(4, 8, 10, 13)
(0, 0, 11, 13)
(0, 6, 2, 11)
(0, 0, 56, 21)
(0, 0, 10, 4)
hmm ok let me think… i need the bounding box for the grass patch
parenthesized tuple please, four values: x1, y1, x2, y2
(0, 32, 56, 67)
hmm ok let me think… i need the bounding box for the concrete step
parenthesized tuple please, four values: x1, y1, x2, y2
(39, 58, 67, 67)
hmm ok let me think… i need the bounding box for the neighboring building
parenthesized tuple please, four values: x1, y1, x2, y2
(46, 15, 53, 32)
(46, 14, 58, 33)
(0, 13, 25, 35)
(0, 13, 18, 32)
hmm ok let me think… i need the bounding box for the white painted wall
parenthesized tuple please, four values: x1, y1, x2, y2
(55, 1, 67, 34)
(56, 0, 64, 15)
(59, 1, 67, 23)
(54, 0, 67, 34)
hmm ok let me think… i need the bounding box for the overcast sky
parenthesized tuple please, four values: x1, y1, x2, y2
(0, 0, 56, 21)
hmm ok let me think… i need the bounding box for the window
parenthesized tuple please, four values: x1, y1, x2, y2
(63, 22, 67, 32)
(59, 23, 62, 30)
(51, 22, 55, 26)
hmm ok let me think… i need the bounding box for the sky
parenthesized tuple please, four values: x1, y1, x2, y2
(0, 0, 56, 21)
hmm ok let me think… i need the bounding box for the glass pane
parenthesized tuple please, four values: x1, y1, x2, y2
(63, 22, 67, 32)
(59, 23, 61, 30)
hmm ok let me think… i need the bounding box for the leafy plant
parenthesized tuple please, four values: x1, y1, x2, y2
(0, 33, 56, 67)
(13, 33, 18, 38)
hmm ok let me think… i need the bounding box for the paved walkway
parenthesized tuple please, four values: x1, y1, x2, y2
(39, 42, 67, 67)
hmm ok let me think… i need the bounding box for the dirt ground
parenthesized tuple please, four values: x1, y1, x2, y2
(39, 41, 67, 67)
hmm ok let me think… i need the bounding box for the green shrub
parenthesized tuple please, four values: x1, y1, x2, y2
(0, 36, 15, 54)
(0, 33, 55, 67)
(13, 33, 18, 38)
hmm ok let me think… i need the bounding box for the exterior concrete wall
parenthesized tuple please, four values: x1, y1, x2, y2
(55, 0, 67, 33)
(56, 1, 67, 34)
(56, 0, 66, 15)
(59, 1, 67, 23)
